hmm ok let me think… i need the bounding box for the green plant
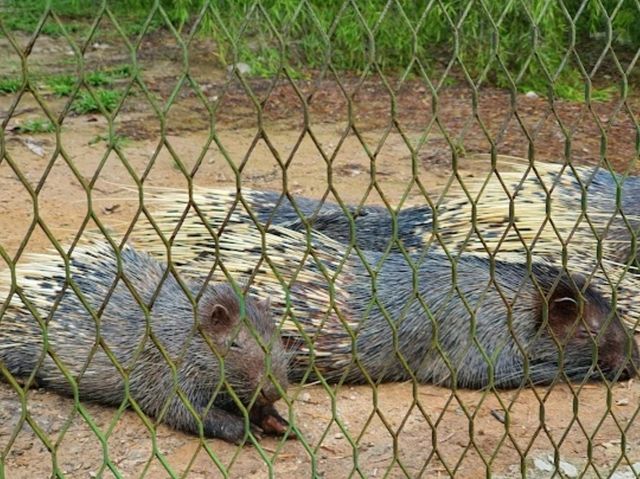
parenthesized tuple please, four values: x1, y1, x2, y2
(44, 66, 132, 98)
(72, 89, 122, 114)
(109, 64, 133, 78)
(46, 75, 75, 96)
(85, 65, 133, 86)
(88, 133, 129, 147)
(15, 118, 56, 133)
(3, 0, 165, 37)
(2, 0, 638, 100)
(204, 0, 638, 98)
(514, 69, 619, 102)
(0, 77, 22, 94)
(86, 71, 112, 87)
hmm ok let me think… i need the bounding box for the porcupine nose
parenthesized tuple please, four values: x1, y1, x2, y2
(619, 340, 640, 380)
(601, 336, 640, 381)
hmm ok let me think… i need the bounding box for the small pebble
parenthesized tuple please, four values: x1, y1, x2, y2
(533, 457, 553, 473)
(558, 459, 578, 478)
(532, 456, 578, 478)
(299, 392, 311, 403)
(610, 467, 640, 479)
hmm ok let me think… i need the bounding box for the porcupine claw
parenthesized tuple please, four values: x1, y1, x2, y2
(260, 412, 292, 437)
(250, 404, 295, 439)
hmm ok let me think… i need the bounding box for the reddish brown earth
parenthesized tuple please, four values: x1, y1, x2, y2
(0, 29, 639, 478)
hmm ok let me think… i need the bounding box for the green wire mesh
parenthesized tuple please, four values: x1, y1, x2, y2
(0, 0, 639, 478)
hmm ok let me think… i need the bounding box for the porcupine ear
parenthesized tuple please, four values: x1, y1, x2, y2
(201, 304, 234, 334)
(546, 281, 588, 341)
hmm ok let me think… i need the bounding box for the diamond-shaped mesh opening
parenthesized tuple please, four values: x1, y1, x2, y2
(1, 0, 640, 477)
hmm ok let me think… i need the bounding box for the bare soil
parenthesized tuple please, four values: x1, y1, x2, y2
(1, 30, 639, 478)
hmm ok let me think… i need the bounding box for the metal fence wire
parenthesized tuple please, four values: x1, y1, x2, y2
(0, 0, 639, 477)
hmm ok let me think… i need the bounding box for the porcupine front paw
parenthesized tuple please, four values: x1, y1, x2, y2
(250, 403, 294, 438)
(199, 408, 263, 444)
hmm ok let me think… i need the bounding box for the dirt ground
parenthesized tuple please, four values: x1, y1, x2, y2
(1, 28, 640, 479)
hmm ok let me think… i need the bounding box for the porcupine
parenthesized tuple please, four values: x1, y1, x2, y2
(130, 214, 639, 387)
(139, 163, 640, 261)
(433, 160, 640, 264)
(132, 183, 640, 331)
(138, 187, 424, 252)
(0, 240, 290, 444)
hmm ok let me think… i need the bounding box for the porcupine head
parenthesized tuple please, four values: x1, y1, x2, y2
(194, 285, 289, 417)
(502, 275, 640, 387)
(535, 276, 639, 383)
(435, 272, 639, 389)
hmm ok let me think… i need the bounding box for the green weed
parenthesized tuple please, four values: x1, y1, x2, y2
(3, 0, 638, 99)
(88, 134, 129, 148)
(86, 71, 112, 87)
(72, 89, 122, 114)
(205, 0, 639, 97)
(3, 0, 163, 37)
(86, 65, 133, 86)
(46, 75, 75, 96)
(43, 65, 132, 97)
(109, 64, 133, 78)
(0, 77, 21, 94)
(15, 118, 56, 133)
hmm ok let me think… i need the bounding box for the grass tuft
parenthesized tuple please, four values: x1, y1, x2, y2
(15, 118, 56, 133)
(72, 89, 122, 114)
(46, 75, 75, 96)
(2, 0, 637, 99)
(0, 77, 22, 94)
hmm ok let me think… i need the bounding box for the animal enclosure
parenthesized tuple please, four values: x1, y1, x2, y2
(0, 1, 639, 478)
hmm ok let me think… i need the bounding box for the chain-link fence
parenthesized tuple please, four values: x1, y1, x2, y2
(0, 1, 639, 477)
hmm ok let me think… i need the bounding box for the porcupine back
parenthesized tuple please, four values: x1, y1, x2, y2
(133, 185, 640, 332)
(262, 162, 640, 267)
(138, 187, 429, 253)
(130, 210, 639, 387)
(434, 161, 640, 264)
(135, 161, 640, 263)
